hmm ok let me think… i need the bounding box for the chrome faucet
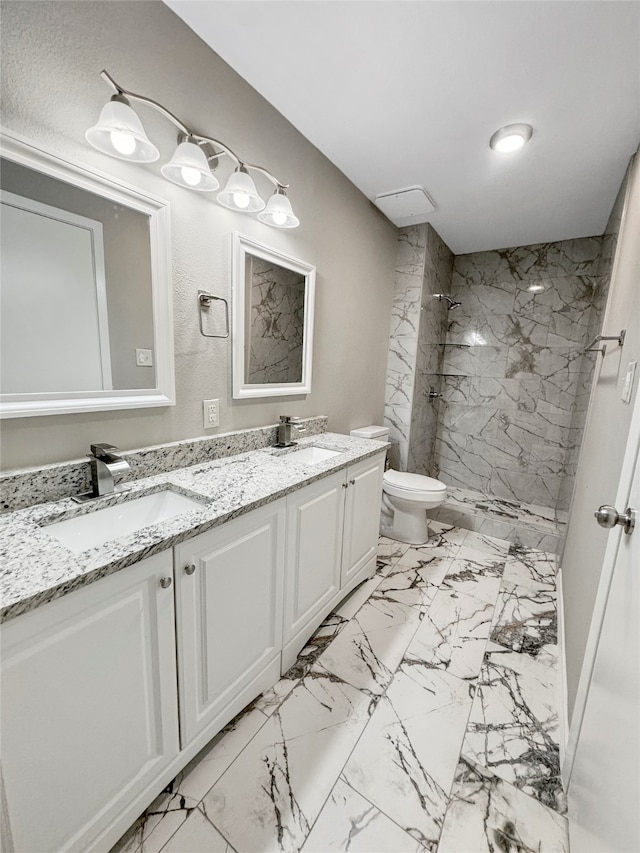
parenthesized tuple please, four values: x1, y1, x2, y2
(73, 443, 131, 502)
(276, 416, 306, 448)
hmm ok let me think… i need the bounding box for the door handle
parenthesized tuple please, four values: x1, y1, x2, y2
(594, 505, 636, 535)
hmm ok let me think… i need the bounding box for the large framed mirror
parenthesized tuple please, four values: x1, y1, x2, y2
(0, 129, 174, 418)
(232, 232, 315, 399)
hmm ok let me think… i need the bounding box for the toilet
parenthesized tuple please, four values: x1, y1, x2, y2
(350, 426, 447, 545)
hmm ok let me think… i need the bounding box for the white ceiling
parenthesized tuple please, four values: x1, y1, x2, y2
(166, 1, 640, 253)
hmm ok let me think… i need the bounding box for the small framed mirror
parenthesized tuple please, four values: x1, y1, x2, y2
(232, 232, 315, 399)
(0, 129, 175, 418)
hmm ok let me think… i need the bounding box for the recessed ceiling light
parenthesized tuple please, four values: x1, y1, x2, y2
(527, 282, 545, 293)
(489, 123, 533, 153)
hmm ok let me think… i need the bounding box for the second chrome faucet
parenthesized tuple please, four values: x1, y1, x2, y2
(276, 416, 306, 448)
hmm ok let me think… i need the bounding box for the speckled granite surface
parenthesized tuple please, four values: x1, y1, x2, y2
(0, 433, 387, 623)
(0, 416, 329, 513)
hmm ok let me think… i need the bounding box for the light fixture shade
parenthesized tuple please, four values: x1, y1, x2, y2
(85, 99, 159, 162)
(489, 123, 533, 153)
(217, 167, 265, 213)
(161, 141, 219, 191)
(257, 189, 300, 228)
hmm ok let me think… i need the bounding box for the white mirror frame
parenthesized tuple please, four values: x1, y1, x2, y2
(232, 232, 315, 399)
(0, 128, 175, 418)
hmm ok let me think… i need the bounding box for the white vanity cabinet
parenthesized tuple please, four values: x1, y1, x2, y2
(174, 500, 286, 747)
(0, 550, 179, 853)
(282, 452, 385, 671)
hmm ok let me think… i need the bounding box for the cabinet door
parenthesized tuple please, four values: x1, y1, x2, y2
(341, 454, 385, 587)
(175, 500, 285, 747)
(283, 470, 345, 651)
(0, 551, 179, 853)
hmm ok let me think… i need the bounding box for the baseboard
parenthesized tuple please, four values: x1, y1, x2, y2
(556, 567, 570, 786)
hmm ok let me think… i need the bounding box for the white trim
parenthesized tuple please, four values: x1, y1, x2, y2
(0, 127, 175, 418)
(231, 231, 315, 399)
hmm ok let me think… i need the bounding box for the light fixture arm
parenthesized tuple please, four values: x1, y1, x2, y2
(98, 70, 287, 189)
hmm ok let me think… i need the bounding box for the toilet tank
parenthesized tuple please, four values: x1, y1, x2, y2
(349, 425, 390, 440)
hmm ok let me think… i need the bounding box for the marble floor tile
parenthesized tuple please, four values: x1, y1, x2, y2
(503, 546, 557, 592)
(491, 580, 557, 658)
(343, 664, 474, 851)
(283, 613, 349, 681)
(437, 758, 569, 853)
(202, 665, 375, 853)
(392, 548, 454, 586)
(319, 584, 429, 695)
(377, 536, 411, 566)
(404, 586, 497, 681)
(334, 575, 384, 621)
(161, 805, 235, 852)
(460, 530, 511, 558)
(302, 778, 427, 852)
(461, 650, 564, 813)
(439, 556, 504, 604)
(172, 703, 269, 805)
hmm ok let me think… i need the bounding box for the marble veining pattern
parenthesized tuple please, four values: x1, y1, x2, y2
(246, 257, 305, 384)
(0, 432, 386, 622)
(436, 236, 604, 512)
(110, 523, 567, 853)
(384, 224, 453, 473)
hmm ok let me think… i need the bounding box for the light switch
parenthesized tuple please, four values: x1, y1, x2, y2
(621, 361, 637, 404)
(136, 348, 153, 367)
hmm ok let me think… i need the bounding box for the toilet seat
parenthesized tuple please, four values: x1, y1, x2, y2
(383, 470, 446, 498)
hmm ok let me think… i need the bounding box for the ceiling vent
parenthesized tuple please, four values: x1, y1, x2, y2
(374, 185, 436, 227)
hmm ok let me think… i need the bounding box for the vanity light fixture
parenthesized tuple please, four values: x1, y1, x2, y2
(217, 165, 265, 212)
(85, 70, 299, 228)
(489, 123, 533, 153)
(160, 137, 219, 192)
(258, 187, 300, 228)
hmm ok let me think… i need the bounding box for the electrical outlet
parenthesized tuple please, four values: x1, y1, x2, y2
(203, 399, 219, 429)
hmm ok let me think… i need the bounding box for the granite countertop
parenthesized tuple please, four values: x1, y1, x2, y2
(0, 433, 387, 623)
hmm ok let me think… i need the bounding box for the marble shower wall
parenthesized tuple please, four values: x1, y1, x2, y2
(246, 257, 305, 384)
(408, 228, 454, 475)
(435, 238, 603, 509)
(384, 224, 453, 471)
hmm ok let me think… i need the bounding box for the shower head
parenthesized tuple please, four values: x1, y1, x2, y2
(433, 294, 462, 310)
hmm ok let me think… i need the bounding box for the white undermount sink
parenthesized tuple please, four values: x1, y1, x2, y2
(42, 489, 204, 554)
(289, 446, 342, 464)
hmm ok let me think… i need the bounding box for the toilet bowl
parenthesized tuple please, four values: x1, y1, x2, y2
(380, 470, 447, 544)
(349, 426, 447, 545)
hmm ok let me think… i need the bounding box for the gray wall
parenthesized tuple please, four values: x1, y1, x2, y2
(435, 237, 603, 509)
(0, 0, 397, 469)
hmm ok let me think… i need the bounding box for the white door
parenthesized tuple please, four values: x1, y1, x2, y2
(566, 390, 639, 851)
(174, 500, 285, 748)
